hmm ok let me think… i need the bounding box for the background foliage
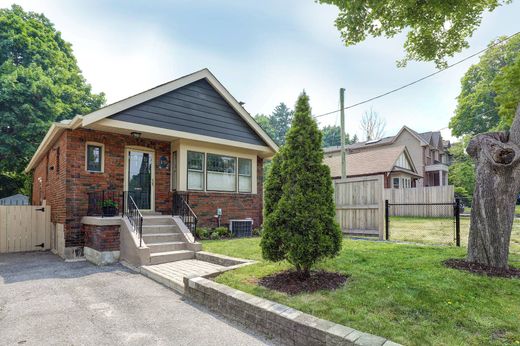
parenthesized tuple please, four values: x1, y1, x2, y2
(0, 5, 105, 198)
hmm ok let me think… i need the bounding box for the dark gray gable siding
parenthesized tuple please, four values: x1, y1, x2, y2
(108, 79, 268, 146)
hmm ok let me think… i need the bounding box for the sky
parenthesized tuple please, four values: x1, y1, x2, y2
(2, 0, 519, 141)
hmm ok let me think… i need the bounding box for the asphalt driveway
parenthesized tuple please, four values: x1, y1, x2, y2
(0, 251, 271, 346)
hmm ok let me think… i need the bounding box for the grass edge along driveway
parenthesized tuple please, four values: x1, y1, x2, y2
(203, 238, 520, 346)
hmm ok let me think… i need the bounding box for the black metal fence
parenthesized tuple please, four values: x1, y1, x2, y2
(385, 199, 461, 246)
(86, 190, 122, 217)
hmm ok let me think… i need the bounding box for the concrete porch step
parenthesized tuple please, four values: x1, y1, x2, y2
(147, 242, 187, 253)
(142, 216, 174, 225)
(142, 224, 179, 234)
(149, 250, 195, 265)
(142, 233, 184, 243)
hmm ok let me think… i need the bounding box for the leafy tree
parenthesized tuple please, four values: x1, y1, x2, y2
(0, 5, 105, 196)
(261, 92, 342, 278)
(321, 125, 356, 147)
(448, 138, 475, 205)
(449, 35, 520, 137)
(269, 103, 294, 145)
(493, 53, 520, 129)
(318, 0, 512, 67)
(254, 114, 275, 139)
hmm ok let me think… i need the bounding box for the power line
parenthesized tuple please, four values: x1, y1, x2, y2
(314, 32, 520, 119)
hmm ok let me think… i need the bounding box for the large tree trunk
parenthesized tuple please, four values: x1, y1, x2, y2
(466, 105, 520, 269)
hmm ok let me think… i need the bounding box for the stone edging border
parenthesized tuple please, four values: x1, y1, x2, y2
(181, 252, 401, 346)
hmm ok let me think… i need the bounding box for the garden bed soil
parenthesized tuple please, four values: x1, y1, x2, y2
(259, 270, 348, 295)
(444, 259, 520, 278)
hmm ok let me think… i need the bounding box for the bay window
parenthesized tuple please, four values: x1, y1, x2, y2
(238, 158, 252, 192)
(207, 154, 236, 191)
(187, 151, 204, 190)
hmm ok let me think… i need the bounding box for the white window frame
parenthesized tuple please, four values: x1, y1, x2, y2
(238, 158, 252, 193)
(206, 153, 237, 192)
(187, 151, 205, 191)
(85, 142, 104, 173)
(393, 177, 400, 189)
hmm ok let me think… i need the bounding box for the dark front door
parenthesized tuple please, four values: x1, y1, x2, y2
(126, 149, 154, 210)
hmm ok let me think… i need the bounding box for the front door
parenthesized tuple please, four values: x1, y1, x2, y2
(125, 149, 154, 211)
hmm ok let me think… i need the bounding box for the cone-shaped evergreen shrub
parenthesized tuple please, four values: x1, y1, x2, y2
(261, 92, 342, 278)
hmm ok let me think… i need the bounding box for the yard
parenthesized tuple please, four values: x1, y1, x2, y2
(203, 238, 520, 346)
(389, 216, 520, 254)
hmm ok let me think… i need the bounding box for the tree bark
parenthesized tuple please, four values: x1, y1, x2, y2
(466, 104, 520, 269)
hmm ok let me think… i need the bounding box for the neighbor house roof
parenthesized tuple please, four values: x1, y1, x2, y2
(26, 69, 278, 172)
(324, 145, 420, 178)
(323, 126, 429, 154)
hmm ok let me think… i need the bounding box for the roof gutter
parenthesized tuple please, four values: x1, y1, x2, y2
(24, 116, 83, 173)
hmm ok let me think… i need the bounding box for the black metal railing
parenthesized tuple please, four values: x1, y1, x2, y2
(172, 192, 198, 236)
(123, 191, 144, 247)
(86, 190, 122, 217)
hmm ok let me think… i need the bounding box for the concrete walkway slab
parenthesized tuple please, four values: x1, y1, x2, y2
(141, 259, 226, 293)
(0, 251, 272, 346)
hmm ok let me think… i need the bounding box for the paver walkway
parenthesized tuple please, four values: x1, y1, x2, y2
(0, 252, 271, 345)
(141, 259, 226, 293)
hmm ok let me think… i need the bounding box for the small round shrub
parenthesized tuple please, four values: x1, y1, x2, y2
(215, 226, 231, 238)
(196, 227, 210, 240)
(210, 231, 220, 240)
(253, 226, 263, 237)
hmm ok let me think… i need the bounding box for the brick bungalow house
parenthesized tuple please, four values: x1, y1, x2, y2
(25, 69, 278, 262)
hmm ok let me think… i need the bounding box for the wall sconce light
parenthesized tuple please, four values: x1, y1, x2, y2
(131, 132, 142, 139)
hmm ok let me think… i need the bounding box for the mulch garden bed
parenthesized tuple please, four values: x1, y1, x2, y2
(444, 259, 520, 279)
(259, 270, 348, 295)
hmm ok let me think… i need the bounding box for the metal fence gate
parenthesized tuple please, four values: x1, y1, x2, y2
(385, 199, 461, 246)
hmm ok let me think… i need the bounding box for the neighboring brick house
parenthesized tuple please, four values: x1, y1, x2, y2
(324, 145, 421, 188)
(324, 126, 451, 188)
(25, 69, 278, 260)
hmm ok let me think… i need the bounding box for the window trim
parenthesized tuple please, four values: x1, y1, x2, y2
(171, 151, 177, 191)
(238, 157, 252, 193)
(206, 153, 237, 192)
(187, 150, 205, 191)
(85, 142, 105, 173)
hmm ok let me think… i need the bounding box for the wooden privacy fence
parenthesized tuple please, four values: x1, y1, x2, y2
(0, 203, 51, 253)
(383, 185, 455, 217)
(334, 176, 384, 239)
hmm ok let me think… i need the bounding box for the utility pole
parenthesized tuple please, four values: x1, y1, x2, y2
(340, 88, 346, 180)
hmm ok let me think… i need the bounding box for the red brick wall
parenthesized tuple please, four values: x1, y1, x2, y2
(83, 224, 120, 252)
(65, 128, 172, 248)
(188, 157, 264, 228)
(31, 132, 67, 224)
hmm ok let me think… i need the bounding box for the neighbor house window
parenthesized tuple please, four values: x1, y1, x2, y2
(207, 153, 236, 192)
(238, 158, 252, 193)
(86, 143, 104, 172)
(171, 151, 177, 190)
(393, 177, 400, 189)
(187, 151, 204, 190)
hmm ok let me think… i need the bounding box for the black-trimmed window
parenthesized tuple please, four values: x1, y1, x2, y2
(187, 151, 204, 190)
(207, 154, 236, 192)
(86, 144, 103, 172)
(238, 158, 252, 193)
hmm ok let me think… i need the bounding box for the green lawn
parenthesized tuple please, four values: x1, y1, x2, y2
(389, 217, 520, 254)
(203, 238, 520, 346)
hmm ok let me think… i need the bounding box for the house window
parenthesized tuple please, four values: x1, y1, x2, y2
(56, 147, 60, 173)
(238, 158, 252, 193)
(86, 143, 104, 172)
(171, 151, 177, 190)
(207, 153, 236, 192)
(393, 177, 400, 189)
(187, 151, 204, 190)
